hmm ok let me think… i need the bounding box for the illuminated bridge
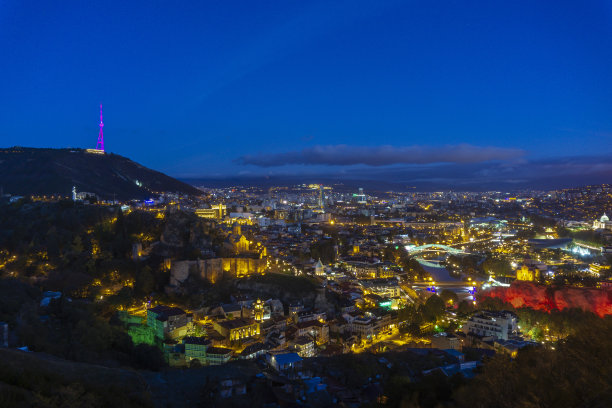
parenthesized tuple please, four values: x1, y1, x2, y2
(405, 244, 469, 268)
(405, 244, 468, 255)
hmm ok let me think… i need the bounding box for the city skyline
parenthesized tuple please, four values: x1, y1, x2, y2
(3, 3, 612, 407)
(1, 1, 611, 189)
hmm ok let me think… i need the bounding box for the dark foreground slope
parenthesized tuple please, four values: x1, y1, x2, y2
(0, 147, 201, 200)
(0, 348, 153, 408)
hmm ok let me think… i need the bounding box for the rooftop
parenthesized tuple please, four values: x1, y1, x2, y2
(293, 336, 314, 346)
(207, 347, 233, 356)
(296, 320, 325, 329)
(217, 318, 256, 330)
(148, 305, 187, 320)
(240, 342, 266, 356)
(183, 336, 211, 346)
(272, 352, 302, 366)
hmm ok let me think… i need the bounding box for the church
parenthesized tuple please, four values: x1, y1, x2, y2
(224, 223, 251, 254)
(222, 222, 267, 258)
(593, 214, 612, 231)
(516, 264, 540, 282)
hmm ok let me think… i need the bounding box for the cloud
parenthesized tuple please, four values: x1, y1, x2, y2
(237, 144, 525, 167)
(187, 152, 612, 191)
(334, 153, 612, 189)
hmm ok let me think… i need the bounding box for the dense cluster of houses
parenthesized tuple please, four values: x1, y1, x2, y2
(121, 284, 407, 369)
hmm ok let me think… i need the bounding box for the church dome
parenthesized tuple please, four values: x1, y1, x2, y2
(601, 213, 609, 223)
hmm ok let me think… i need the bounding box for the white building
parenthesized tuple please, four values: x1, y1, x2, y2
(462, 311, 518, 340)
(360, 278, 402, 298)
(343, 314, 375, 339)
(593, 214, 612, 231)
(314, 259, 325, 276)
(257, 217, 271, 228)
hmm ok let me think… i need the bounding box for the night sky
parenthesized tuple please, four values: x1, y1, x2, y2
(1, 1, 611, 189)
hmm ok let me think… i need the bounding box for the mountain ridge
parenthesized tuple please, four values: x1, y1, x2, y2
(0, 147, 201, 200)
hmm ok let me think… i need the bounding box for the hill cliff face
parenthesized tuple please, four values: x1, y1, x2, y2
(479, 281, 612, 317)
(0, 147, 200, 200)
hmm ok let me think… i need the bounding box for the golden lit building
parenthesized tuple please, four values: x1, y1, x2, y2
(589, 263, 610, 276)
(213, 318, 260, 343)
(224, 234, 250, 254)
(516, 265, 540, 282)
(198, 257, 266, 281)
(252, 298, 265, 322)
(593, 213, 612, 231)
(195, 204, 227, 220)
(222, 222, 253, 254)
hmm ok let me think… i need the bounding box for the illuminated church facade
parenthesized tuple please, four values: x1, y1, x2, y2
(593, 214, 612, 231)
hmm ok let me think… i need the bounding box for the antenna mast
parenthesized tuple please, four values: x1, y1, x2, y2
(96, 103, 104, 151)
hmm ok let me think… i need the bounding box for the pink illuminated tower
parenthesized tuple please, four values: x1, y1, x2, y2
(96, 103, 105, 151)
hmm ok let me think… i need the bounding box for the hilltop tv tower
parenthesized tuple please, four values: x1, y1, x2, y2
(96, 103, 105, 152)
(86, 104, 106, 155)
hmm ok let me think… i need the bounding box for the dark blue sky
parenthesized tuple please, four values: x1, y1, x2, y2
(1, 1, 611, 188)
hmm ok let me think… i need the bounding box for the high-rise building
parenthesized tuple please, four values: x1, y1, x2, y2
(318, 185, 324, 209)
(353, 187, 367, 203)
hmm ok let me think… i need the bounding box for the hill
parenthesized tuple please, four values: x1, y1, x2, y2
(0, 147, 201, 200)
(0, 348, 153, 407)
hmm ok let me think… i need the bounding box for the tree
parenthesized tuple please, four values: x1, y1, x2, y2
(131, 344, 165, 371)
(71, 235, 84, 254)
(556, 226, 570, 237)
(114, 209, 127, 238)
(516, 228, 537, 240)
(448, 254, 482, 276)
(135, 266, 155, 296)
(482, 257, 512, 277)
(439, 289, 458, 307)
(421, 295, 445, 323)
(478, 296, 510, 311)
(310, 238, 336, 264)
(107, 286, 133, 309)
(401, 257, 427, 280)
(456, 300, 474, 316)
(397, 304, 420, 324)
(454, 317, 612, 408)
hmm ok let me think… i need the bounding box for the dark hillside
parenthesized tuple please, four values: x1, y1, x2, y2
(0, 348, 153, 408)
(0, 147, 201, 200)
